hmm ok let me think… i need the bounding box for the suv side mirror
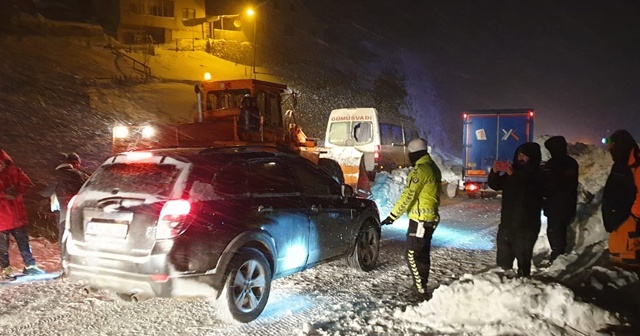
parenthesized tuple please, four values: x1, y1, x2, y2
(341, 184, 354, 198)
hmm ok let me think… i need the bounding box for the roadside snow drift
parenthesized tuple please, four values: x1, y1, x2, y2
(396, 271, 621, 335)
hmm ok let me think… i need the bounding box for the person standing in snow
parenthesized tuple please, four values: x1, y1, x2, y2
(602, 130, 640, 264)
(0, 149, 45, 280)
(381, 138, 441, 300)
(51, 152, 90, 248)
(542, 136, 579, 262)
(488, 142, 545, 277)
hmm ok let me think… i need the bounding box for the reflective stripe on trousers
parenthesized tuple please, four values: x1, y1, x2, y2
(405, 219, 435, 294)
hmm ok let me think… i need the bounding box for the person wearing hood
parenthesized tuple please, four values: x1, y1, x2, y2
(51, 152, 90, 249)
(381, 138, 441, 300)
(488, 142, 545, 277)
(602, 130, 640, 264)
(542, 136, 579, 262)
(0, 149, 44, 280)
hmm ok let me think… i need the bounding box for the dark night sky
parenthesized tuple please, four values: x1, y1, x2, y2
(408, 0, 640, 144)
(323, 0, 640, 144)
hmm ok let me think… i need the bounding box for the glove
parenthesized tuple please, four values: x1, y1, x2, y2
(382, 213, 398, 225)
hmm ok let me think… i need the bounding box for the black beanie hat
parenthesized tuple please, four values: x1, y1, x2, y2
(515, 142, 542, 165)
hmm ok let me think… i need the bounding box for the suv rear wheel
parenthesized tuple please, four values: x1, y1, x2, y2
(217, 247, 272, 323)
(347, 221, 380, 272)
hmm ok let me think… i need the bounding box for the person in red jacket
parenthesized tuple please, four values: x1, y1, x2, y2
(0, 149, 44, 280)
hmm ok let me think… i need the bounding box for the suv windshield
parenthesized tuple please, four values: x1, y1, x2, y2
(328, 121, 373, 146)
(84, 163, 182, 197)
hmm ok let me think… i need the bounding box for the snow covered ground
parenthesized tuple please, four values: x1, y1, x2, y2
(1, 140, 639, 335)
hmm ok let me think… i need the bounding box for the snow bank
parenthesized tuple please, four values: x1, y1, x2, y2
(396, 271, 621, 335)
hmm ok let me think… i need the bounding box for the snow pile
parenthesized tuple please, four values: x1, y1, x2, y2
(431, 146, 463, 184)
(396, 271, 621, 335)
(371, 170, 408, 218)
(319, 146, 365, 167)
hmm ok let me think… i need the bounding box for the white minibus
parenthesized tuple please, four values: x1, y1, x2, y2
(324, 108, 419, 178)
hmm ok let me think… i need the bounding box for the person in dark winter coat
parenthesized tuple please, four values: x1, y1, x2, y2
(602, 131, 637, 233)
(0, 149, 44, 279)
(543, 136, 579, 262)
(488, 142, 545, 277)
(52, 152, 90, 247)
(601, 130, 640, 264)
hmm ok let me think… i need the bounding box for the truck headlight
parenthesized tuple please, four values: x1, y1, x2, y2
(113, 126, 129, 138)
(141, 126, 155, 139)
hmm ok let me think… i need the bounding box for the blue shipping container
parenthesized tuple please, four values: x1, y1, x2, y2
(462, 109, 534, 196)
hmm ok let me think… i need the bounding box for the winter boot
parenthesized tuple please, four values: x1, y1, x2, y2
(1, 266, 17, 281)
(23, 264, 45, 276)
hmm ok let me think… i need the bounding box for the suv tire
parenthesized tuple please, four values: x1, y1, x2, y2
(347, 221, 380, 272)
(217, 247, 272, 323)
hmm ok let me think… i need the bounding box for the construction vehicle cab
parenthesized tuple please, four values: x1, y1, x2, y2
(195, 78, 288, 143)
(112, 76, 312, 151)
(111, 75, 370, 197)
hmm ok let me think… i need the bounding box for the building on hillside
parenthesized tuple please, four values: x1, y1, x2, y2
(115, 0, 207, 43)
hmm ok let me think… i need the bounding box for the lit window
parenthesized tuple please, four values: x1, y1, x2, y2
(148, 0, 174, 18)
(182, 8, 195, 20)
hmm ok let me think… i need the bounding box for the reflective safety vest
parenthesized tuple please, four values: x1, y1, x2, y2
(390, 154, 441, 222)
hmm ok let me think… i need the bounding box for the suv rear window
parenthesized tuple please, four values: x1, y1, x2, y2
(85, 163, 181, 197)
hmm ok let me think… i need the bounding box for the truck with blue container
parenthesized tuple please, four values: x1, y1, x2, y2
(462, 109, 535, 198)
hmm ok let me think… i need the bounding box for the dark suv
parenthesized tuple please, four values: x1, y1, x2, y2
(63, 146, 381, 322)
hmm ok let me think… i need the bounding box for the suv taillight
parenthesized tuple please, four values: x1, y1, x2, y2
(156, 200, 191, 240)
(374, 145, 380, 162)
(65, 195, 78, 230)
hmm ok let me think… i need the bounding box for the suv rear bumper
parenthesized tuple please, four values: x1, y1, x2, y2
(65, 263, 171, 297)
(65, 250, 220, 299)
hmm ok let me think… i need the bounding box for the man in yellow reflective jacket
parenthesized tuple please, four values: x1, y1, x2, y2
(381, 138, 441, 300)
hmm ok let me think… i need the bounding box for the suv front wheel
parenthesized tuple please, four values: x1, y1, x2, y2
(347, 221, 380, 272)
(217, 247, 272, 323)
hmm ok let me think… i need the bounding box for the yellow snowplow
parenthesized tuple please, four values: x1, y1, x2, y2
(111, 75, 371, 197)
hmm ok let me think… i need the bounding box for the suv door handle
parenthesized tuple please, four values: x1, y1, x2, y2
(310, 205, 319, 212)
(257, 205, 273, 213)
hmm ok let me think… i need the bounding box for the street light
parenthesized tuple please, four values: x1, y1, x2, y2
(246, 8, 256, 78)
